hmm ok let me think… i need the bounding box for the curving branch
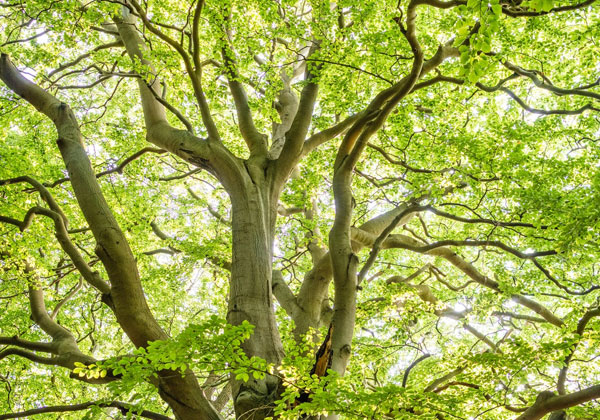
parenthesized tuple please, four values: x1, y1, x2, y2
(0, 336, 54, 353)
(498, 86, 600, 115)
(0, 48, 224, 420)
(399, 239, 556, 260)
(0, 401, 173, 420)
(402, 353, 431, 387)
(432, 74, 600, 115)
(301, 112, 365, 157)
(326, 0, 428, 377)
(47, 147, 166, 188)
(515, 387, 600, 420)
(116, 9, 242, 192)
(0, 206, 110, 294)
(502, 0, 597, 17)
(0, 176, 68, 226)
(502, 61, 600, 101)
(1, 29, 50, 48)
(0, 348, 61, 367)
(530, 259, 599, 295)
(351, 229, 564, 327)
(358, 204, 429, 285)
(220, 9, 267, 156)
(557, 307, 600, 395)
(273, 42, 322, 189)
(0, 265, 116, 384)
(377, 205, 596, 296)
(48, 40, 124, 78)
(422, 206, 548, 229)
(123, 0, 221, 142)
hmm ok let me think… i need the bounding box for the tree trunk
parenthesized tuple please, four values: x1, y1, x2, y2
(227, 162, 284, 419)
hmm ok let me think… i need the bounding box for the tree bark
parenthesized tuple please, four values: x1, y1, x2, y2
(227, 164, 285, 419)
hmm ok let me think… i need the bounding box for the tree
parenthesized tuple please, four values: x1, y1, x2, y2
(0, 0, 599, 419)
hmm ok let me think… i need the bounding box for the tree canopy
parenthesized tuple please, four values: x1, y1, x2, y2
(0, 0, 599, 419)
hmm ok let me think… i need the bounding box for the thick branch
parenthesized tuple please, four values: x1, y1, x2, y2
(0, 52, 223, 419)
(0, 401, 173, 420)
(295, 203, 420, 336)
(124, 1, 221, 141)
(272, 270, 302, 320)
(220, 12, 267, 156)
(116, 12, 242, 190)
(515, 387, 600, 420)
(301, 112, 365, 157)
(0, 336, 55, 353)
(273, 43, 321, 189)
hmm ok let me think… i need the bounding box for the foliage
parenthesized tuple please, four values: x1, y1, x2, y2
(1, 0, 600, 419)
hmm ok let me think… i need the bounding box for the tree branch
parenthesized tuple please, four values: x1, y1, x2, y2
(399, 239, 555, 260)
(0, 336, 55, 353)
(0, 205, 111, 294)
(432, 74, 600, 115)
(48, 147, 167, 188)
(272, 269, 302, 320)
(0, 348, 62, 367)
(191, 0, 205, 73)
(502, 0, 597, 17)
(515, 387, 600, 420)
(0, 401, 173, 420)
(48, 41, 124, 78)
(301, 112, 365, 157)
(557, 307, 600, 394)
(402, 354, 431, 387)
(0, 176, 68, 226)
(273, 42, 321, 189)
(123, 0, 221, 142)
(352, 229, 564, 327)
(116, 11, 243, 191)
(220, 10, 267, 156)
(50, 277, 84, 320)
(502, 60, 600, 101)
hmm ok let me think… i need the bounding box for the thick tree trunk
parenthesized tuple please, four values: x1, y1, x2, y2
(227, 164, 284, 419)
